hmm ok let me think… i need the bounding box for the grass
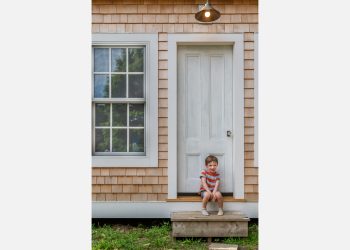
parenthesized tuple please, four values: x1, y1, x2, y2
(92, 221, 258, 250)
(222, 223, 258, 250)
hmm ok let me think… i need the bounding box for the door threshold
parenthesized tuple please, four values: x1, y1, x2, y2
(166, 196, 245, 202)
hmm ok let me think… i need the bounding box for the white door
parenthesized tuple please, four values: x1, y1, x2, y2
(177, 45, 233, 193)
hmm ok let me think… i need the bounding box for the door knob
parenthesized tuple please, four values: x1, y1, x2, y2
(227, 130, 232, 137)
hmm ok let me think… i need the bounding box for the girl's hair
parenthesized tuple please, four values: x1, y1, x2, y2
(205, 155, 218, 165)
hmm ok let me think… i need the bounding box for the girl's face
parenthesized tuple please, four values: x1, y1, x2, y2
(206, 161, 218, 173)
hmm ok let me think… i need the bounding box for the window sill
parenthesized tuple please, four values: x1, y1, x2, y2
(92, 155, 157, 168)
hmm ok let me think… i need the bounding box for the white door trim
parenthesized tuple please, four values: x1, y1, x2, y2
(168, 34, 245, 199)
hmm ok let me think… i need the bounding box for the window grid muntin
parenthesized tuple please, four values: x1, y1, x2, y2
(93, 45, 145, 156)
(109, 48, 112, 152)
(109, 99, 112, 152)
(126, 103, 129, 152)
(126, 48, 129, 98)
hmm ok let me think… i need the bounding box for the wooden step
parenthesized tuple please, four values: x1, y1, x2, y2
(171, 211, 250, 238)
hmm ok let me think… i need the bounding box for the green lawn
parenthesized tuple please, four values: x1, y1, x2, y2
(92, 221, 258, 250)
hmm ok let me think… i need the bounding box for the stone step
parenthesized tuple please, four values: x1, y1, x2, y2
(208, 243, 238, 250)
(171, 211, 250, 238)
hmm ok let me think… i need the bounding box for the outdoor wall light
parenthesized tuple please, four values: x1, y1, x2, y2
(195, 0, 221, 23)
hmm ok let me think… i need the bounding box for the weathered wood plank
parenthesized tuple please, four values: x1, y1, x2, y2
(171, 211, 250, 222)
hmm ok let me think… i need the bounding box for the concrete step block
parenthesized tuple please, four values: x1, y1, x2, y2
(209, 243, 238, 250)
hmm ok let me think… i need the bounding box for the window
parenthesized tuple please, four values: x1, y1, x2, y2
(92, 34, 158, 167)
(93, 47, 146, 155)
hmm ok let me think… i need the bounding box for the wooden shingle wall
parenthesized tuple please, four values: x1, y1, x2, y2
(92, 0, 258, 202)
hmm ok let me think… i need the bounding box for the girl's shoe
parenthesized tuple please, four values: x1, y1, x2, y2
(217, 208, 224, 216)
(201, 209, 209, 216)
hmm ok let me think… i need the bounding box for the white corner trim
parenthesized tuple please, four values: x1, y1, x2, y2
(91, 33, 158, 168)
(168, 36, 178, 198)
(167, 34, 245, 199)
(92, 201, 258, 218)
(232, 37, 245, 199)
(254, 33, 258, 168)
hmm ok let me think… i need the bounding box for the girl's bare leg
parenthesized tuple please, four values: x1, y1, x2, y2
(201, 192, 211, 216)
(202, 192, 211, 209)
(215, 192, 224, 209)
(214, 192, 224, 215)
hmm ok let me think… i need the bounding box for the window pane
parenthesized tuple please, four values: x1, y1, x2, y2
(128, 74, 144, 98)
(95, 103, 110, 126)
(129, 129, 144, 152)
(111, 74, 126, 98)
(129, 104, 144, 127)
(112, 104, 127, 127)
(111, 48, 126, 72)
(94, 48, 109, 72)
(112, 129, 127, 152)
(128, 48, 144, 72)
(95, 129, 110, 152)
(94, 74, 109, 98)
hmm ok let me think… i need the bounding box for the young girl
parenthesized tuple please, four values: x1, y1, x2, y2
(199, 155, 224, 216)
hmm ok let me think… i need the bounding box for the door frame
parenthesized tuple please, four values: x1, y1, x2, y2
(168, 33, 245, 199)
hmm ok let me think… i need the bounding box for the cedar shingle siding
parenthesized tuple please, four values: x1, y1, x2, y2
(92, 0, 259, 202)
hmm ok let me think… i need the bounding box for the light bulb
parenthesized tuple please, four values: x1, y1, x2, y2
(205, 11, 210, 17)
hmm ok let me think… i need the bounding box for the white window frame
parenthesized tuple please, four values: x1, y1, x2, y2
(92, 33, 158, 167)
(254, 33, 259, 168)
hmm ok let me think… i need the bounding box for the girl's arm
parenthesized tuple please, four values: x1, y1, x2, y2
(201, 177, 213, 195)
(213, 180, 219, 193)
(212, 180, 220, 201)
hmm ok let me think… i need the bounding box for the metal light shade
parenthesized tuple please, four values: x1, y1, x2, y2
(195, 1, 221, 22)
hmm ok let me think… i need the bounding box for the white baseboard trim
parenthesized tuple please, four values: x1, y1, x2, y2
(92, 201, 258, 218)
